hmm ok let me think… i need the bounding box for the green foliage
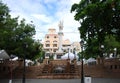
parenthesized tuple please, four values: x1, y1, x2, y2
(104, 35, 120, 56)
(71, 0, 120, 58)
(49, 55, 54, 60)
(0, 1, 44, 60)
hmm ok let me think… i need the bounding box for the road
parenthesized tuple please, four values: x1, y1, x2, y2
(0, 78, 120, 83)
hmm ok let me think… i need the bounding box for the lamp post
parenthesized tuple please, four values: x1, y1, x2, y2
(80, 40, 84, 83)
(68, 48, 70, 59)
(22, 43, 28, 83)
(114, 48, 117, 58)
(100, 45, 104, 64)
(73, 48, 76, 59)
(22, 54, 25, 83)
(101, 45, 104, 57)
(9, 58, 13, 83)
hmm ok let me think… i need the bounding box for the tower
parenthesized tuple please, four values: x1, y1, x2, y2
(58, 21, 64, 52)
(55, 21, 64, 59)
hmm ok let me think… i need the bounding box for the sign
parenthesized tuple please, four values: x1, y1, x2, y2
(85, 76, 91, 83)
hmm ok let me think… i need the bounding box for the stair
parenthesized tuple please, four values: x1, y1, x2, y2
(42, 64, 49, 73)
(70, 64, 75, 73)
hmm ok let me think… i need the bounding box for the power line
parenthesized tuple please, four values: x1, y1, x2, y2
(36, 31, 79, 33)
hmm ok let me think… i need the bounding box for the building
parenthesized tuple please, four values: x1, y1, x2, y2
(43, 28, 59, 56)
(43, 22, 80, 60)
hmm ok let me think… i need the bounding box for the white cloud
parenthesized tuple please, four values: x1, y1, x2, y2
(43, 0, 57, 3)
(52, 0, 80, 42)
(71, 0, 80, 4)
(3, 0, 81, 42)
(31, 14, 53, 23)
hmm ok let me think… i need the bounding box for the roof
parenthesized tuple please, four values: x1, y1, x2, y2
(45, 34, 58, 36)
(62, 39, 71, 45)
(61, 52, 78, 60)
(0, 50, 10, 59)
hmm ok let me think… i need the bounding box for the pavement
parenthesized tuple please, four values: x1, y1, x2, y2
(0, 78, 120, 83)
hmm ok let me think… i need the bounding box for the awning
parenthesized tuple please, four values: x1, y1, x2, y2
(61, 52, 78, 60)
(0, 50, 10, 60)
(87, 58, 96, 62)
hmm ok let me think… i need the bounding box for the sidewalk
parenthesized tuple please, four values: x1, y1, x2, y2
(0, 78, 120, 83)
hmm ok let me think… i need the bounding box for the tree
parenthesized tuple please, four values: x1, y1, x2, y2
(71, 0, 120, 58)
(0, 1, 11, 49)
(0, 1, 44, 60)
(104, 35, 120, 57)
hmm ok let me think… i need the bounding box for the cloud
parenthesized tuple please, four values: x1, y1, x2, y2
(31, 14, 53, 24)
(3, 0, 81, 42)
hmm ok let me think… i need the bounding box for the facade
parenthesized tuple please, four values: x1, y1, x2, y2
(62, 39, 71, 53)
(43, 27, 80, 59)
(43, 28, 59, 56)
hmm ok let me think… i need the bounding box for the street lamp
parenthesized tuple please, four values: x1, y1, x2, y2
(73, 48, 76, 59)
(114, 48, 117, 58)
(22, 54, 25, 83)
(22, 43, 28, 83)
(100, 45, 104, 64)
(68, 48, 70, 59)
(9, 55, 16, 83)
(100, 45, 104, 57)
(9, 58, 13, 83)
(80, 40, 84, 83)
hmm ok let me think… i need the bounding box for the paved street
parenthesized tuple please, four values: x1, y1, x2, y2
(0, 78, 120, 83)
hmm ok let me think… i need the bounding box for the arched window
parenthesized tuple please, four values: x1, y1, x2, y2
(46, 41, 50, 43)
(54, 36, 57, 38)
(53, 40, 57, 43)
(46, 36, 49, 38)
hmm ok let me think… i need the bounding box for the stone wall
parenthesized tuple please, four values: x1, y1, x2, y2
(83, 58, 120, 78)
(50, 59, 68, 66)
(0, 58, 120, 79)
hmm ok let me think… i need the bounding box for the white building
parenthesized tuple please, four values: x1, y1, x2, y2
(42, 22, 81, 60)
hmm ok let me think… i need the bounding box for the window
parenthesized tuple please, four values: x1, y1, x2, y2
(53, 41, 57, 43)
(46, 53, 50, 57)
(115, 65, 117, 69)
(47, 36, 49, 38)
(46, 41, 50, 43)
(3, 66, 6, 71)
(54, 36, 57, 38)
(53, 49, 56, 52)
(57, 55, 61, 59)
(46, 49, 49, 51)
(46, 44, 50, 47)
(53, 44, 57, 47)
(110, 65, 113, 69)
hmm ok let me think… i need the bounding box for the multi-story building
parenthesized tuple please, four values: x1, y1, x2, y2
(43, 28, 81, 60)
(43, 28, 59, 56)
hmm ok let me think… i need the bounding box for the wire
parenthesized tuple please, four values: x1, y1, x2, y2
(36, 31, 79, 33)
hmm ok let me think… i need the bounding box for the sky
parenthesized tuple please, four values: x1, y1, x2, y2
(3, 0, 81, 43)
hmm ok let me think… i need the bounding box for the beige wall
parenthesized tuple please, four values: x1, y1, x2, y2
(43, 28, 81, 56)
(43, 28, 59, 53)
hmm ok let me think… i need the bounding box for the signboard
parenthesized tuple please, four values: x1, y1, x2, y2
(85, 76, 91, 83)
